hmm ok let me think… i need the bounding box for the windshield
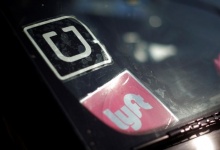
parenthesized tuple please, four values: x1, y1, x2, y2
(1, 0, 220, 149)
(65, 0, 220, 129)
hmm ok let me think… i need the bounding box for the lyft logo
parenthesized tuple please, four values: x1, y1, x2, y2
(81, 70, 177, 135)
(103, 94, 152, 131)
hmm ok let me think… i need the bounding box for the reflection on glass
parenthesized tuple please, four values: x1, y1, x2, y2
(214, 54, 220, 75)
(134, 41, 148, 63)
(193, 136, 214, 150)
(149, 44, 177, 62)
(149, 16, 162, 28)
(123, 32, 177, 63)
(123, 32, 139, 43)
(125, 0, 140, 5)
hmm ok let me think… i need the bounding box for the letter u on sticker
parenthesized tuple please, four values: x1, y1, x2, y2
(23, 16, 112, 80)
(43, 26, 91, 62)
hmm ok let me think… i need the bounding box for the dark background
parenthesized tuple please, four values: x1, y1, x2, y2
(0, 12, 86, 150)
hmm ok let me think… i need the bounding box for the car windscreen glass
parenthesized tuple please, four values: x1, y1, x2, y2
(66, 0, 220, 129)
(1, 0, 220, 149)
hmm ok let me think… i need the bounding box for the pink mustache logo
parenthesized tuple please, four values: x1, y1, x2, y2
(214, 54, 220, 75)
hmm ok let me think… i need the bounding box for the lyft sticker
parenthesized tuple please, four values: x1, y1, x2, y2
(81, 70, 178, 135)
(24, 16, 112, 80)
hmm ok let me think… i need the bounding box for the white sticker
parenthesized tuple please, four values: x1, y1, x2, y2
(24, 16, 112, 80)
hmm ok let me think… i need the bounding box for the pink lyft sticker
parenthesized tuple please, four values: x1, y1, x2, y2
(80, 70, 177, 135)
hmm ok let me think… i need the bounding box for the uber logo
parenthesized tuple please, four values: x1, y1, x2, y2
(24, 16, 112, 80)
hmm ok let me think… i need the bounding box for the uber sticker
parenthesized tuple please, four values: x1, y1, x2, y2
(81, 70, 178, 135)
(24, 16, 112, 80)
